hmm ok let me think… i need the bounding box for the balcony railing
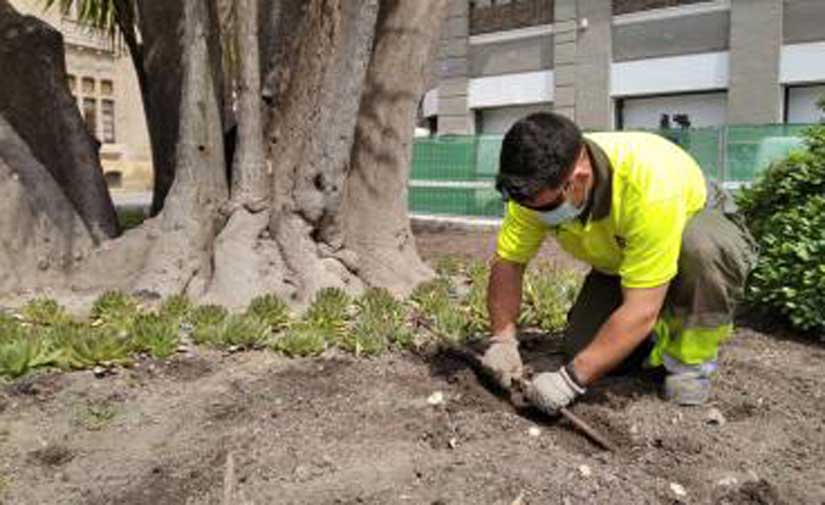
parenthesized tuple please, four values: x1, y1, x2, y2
(469, 0, 554, 36)
(612, 0, 716, 16)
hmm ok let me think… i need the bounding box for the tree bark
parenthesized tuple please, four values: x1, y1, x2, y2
(202, 0, 281, 308)
(341, 0, 446, 294)
(0, 0, 444, 310)
(131, 0, 229, 297)
(0, 116, 94, 294)
(0, 0, 119, 241)
(231, 0, 267, 205)
(262, 0, 380, 303)
(133, 0, 186, 216)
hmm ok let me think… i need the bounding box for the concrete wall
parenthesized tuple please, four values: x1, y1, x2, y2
(113, 58, 151, 162)
(784, 0, 825, 44)
(611, 51, 729, 96)
(437, 0, 474, 134)
(469, 35, 553, 77)
(468, 70, 554, 109)
(552, 0, 577, 120)
(477, 103, 553, 134)
(727, 0, 783, 124)
(575, 1, 612, 129)
(613, 10, 730, 62)
(781, 42, 825, 85)
(428, 0, 825, 134)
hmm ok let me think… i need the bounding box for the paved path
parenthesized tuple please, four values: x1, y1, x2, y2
(111, 191, 151, 210)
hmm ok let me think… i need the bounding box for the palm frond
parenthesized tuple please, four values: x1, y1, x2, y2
(41, 0, 124, 40)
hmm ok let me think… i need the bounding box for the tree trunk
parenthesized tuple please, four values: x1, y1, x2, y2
(341, 0, 446, 294)
(230, 0, 267, 205)
(0, 0, 444, 310)
(133, 0, 186, 216)
(261, 0, 380, 303)
(131, 0, 229, 298)
(202, 0, 279, 308)
(0, 0, 119, 241)
(0, 116, 94, 294)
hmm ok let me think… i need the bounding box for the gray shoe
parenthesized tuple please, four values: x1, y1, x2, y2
(664, 371, 711, 406)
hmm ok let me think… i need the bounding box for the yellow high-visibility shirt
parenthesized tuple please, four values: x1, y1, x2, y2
(496, 132, 707, 289)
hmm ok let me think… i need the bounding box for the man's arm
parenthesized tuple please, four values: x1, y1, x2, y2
(487, 256, 526, 340)
(525, 282, 669, 416)
(571, 283, 669, 385)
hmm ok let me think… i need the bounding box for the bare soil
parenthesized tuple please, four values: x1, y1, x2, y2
(1, 230, 824, 505)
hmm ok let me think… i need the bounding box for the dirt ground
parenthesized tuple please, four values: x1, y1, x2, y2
(1, 229, 824, 505)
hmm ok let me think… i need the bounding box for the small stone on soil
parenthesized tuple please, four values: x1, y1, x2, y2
(706, 408, 726, 426)
(528, 427, 541, 437)
(578, 465, 592, 477)
(93, 366, 114, 379)
(427, 391, 445, 406)
(670, 482, 687, 497)
(717, 476, 738, 487)
(448, 437, 458, 449)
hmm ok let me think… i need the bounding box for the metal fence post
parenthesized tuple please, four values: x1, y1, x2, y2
(717, 125, 728, 183)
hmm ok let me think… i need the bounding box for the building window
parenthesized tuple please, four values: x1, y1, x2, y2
(82, 77, 95, 94)
(67, 74, 76, 93)
(101, 79, 113, 96)
(103, 171, 123, 188)
(82, 97, 97, 138)
(101, 99, 116, 143)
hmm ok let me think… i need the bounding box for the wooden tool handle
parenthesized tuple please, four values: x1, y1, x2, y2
(559, 407, 618, 453)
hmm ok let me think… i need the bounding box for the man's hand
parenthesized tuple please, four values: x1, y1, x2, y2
(524, 367, 586, 416)
(480, 336, 523, 390)
(571, 283, 668, 384)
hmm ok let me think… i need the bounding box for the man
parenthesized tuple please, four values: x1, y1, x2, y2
(481, 112, 757, 414)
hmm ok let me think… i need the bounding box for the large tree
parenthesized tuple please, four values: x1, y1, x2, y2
(0, 0, 444, 308)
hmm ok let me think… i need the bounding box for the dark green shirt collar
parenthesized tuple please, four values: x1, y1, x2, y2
(579, 138, 613, 223)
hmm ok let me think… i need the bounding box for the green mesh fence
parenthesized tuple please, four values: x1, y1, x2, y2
(652, 127, 722, 179)
(409, 125, 814, 218)
(723, 124, 808, 184)
(409, 135, 504, 217)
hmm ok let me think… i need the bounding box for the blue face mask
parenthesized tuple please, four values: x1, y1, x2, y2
(538, 198, 585, 226)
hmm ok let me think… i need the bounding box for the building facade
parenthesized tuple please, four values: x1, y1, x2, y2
(425, 0, 825, 135)
(11, 0, 152, 191)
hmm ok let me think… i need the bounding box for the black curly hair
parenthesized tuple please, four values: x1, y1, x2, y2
(496, 112, 583, 203)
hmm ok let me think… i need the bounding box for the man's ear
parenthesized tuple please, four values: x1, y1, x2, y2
(574, 146, 593, 179)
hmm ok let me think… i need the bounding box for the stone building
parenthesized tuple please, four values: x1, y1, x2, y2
(10, 0, 152, 191)
(426, 0, 825, 135)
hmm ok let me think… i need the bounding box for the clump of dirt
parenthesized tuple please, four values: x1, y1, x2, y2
(6, 372, 66, 400)
(716, 479, 786, 505)
(157, 356, 216, 382)
(566, 404, 638, 452)
(204, 398, 248, 423)
(724, 401, 761, 422)
(28, 444, 75, 467)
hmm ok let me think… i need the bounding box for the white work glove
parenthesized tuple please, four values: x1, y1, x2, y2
(480, 335, 523, 390)
(524, 366, 586, 416)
